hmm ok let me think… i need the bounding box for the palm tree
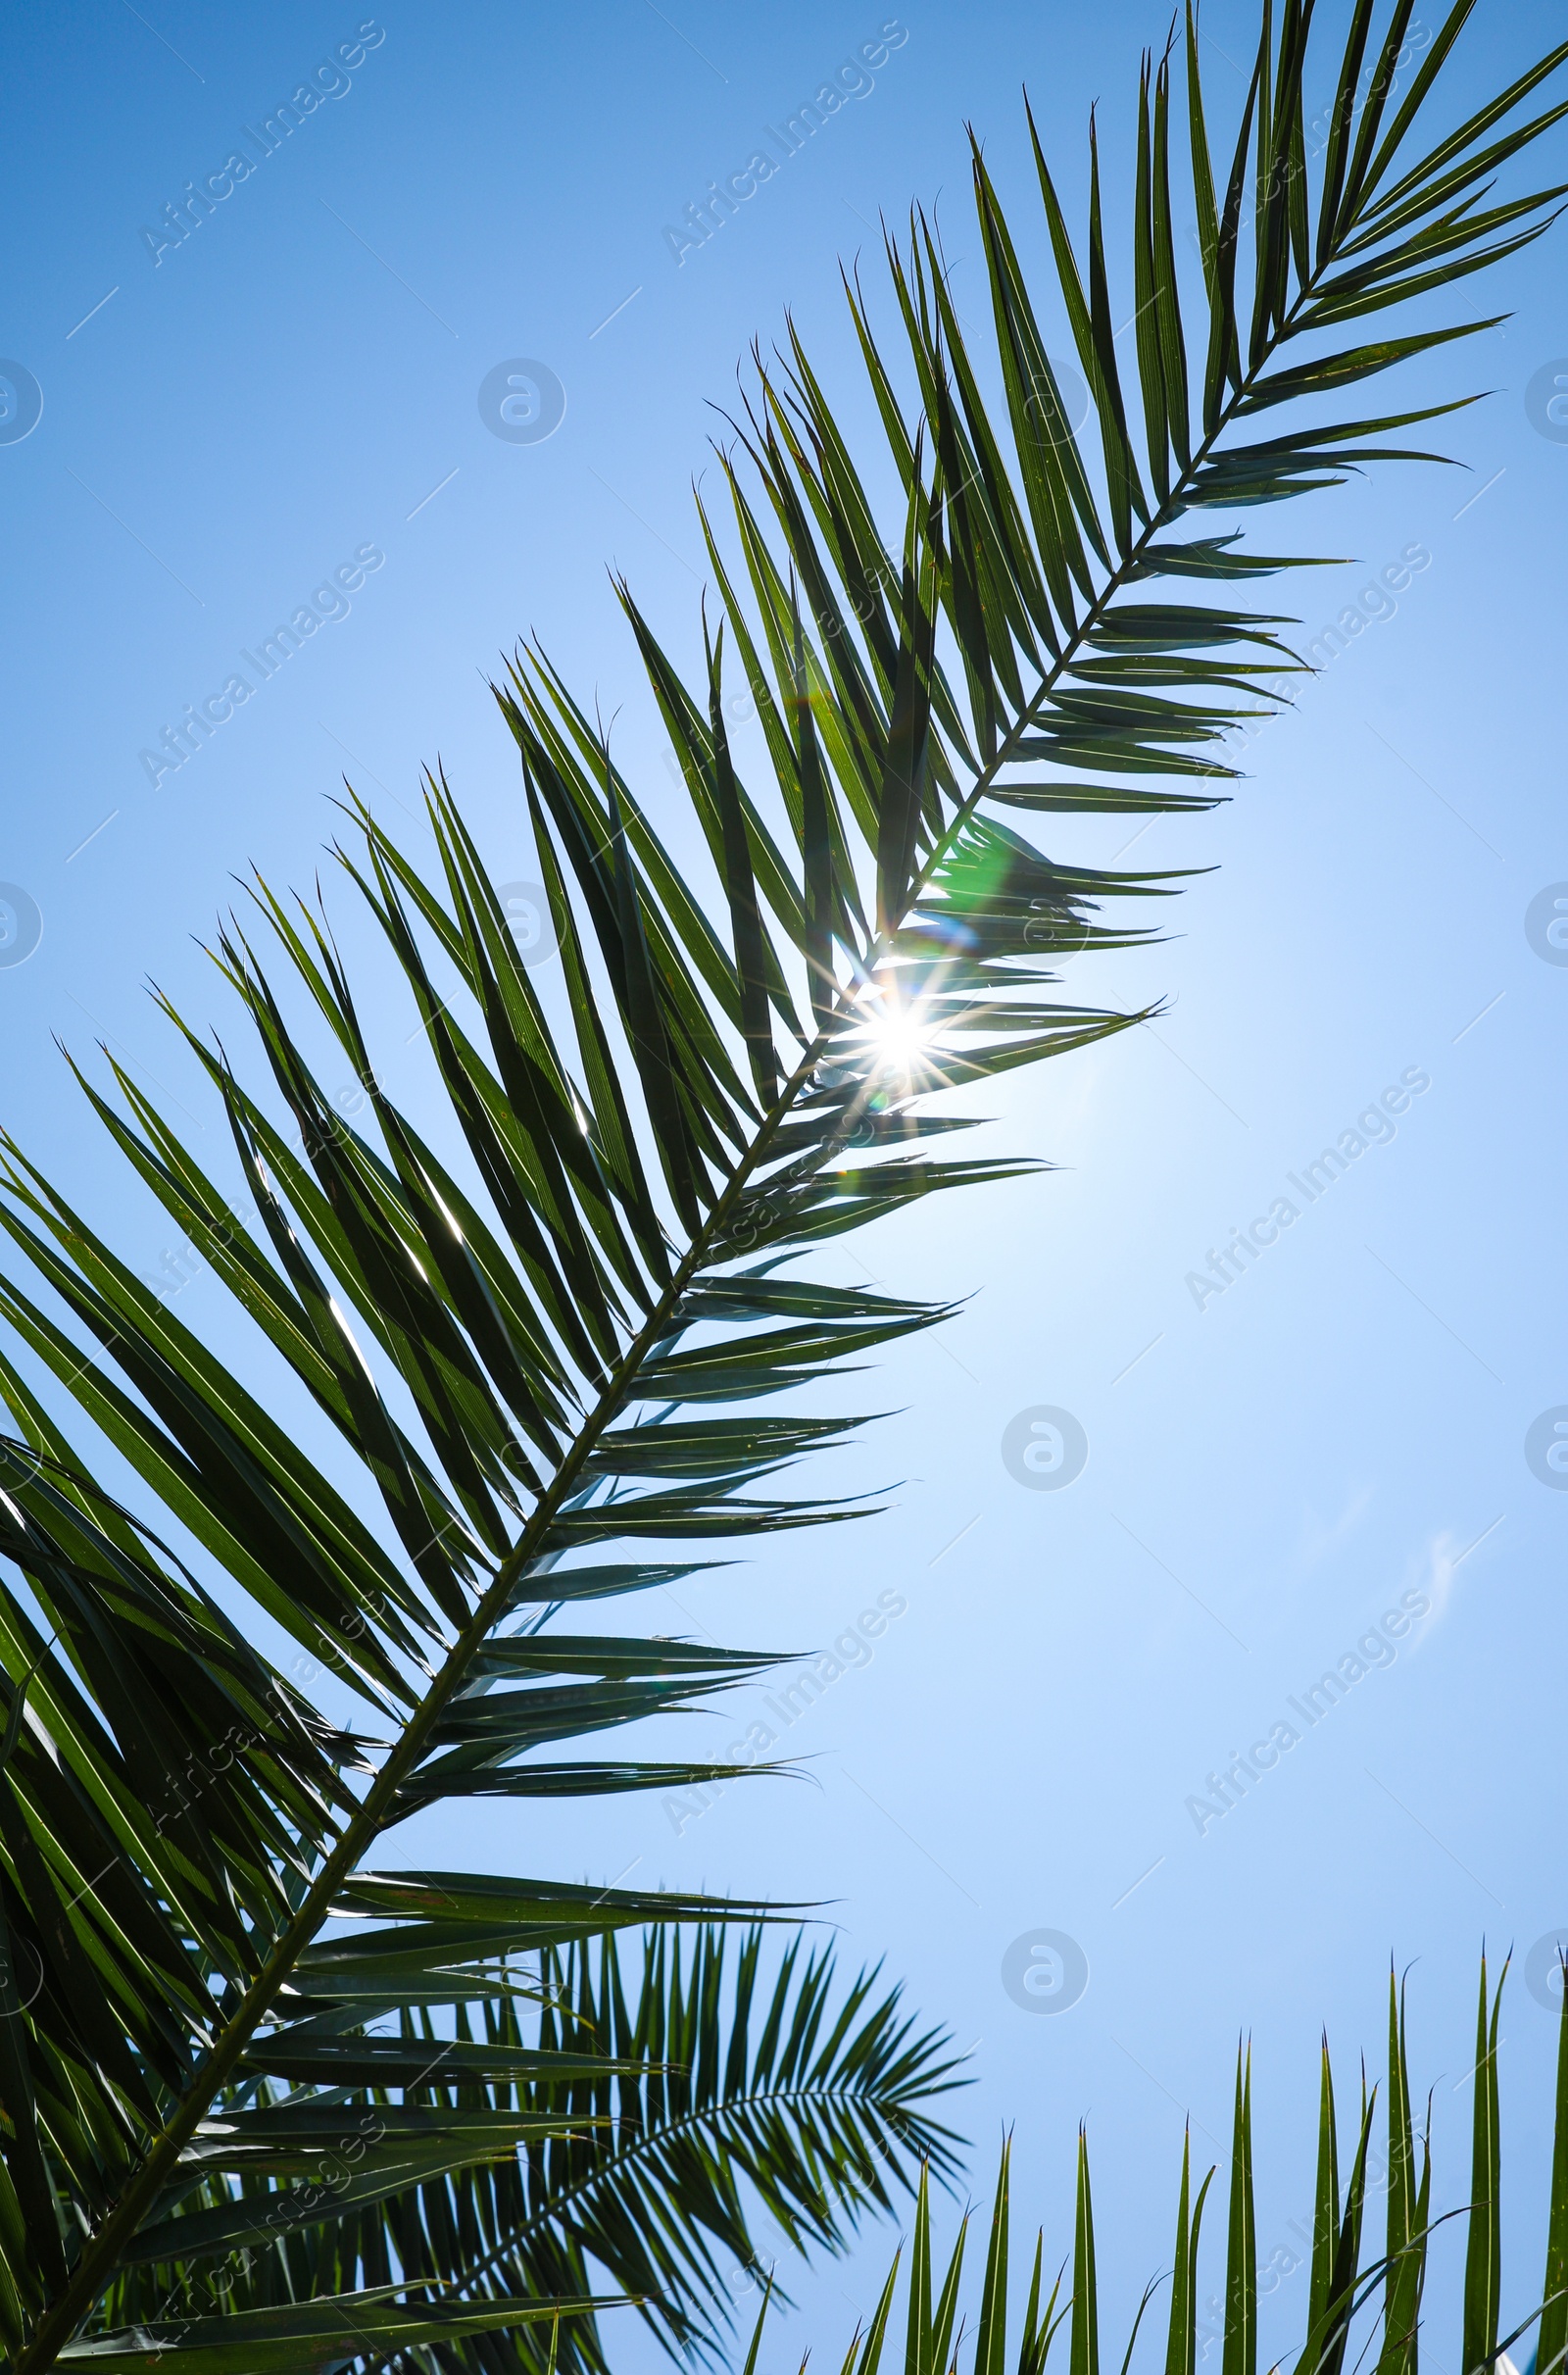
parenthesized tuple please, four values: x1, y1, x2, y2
(739, 1958, 1568, 2375)
(0, 0, 1563, 2364)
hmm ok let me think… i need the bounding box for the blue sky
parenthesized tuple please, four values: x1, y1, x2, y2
(2, 0, 1567, 2366)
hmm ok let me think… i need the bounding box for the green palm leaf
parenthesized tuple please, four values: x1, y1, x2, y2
(1463, 1954, 1506, 2375)
(95, 1926, 962, 2375)
(741, 1960, 1559, 2375)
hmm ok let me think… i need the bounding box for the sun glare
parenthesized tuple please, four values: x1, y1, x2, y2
(851, 986, 942, 1076)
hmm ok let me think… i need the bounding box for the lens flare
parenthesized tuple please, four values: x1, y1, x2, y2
(850, 984, 943, 1077)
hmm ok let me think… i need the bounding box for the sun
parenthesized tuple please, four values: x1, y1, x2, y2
(849, 982, 944, 1078)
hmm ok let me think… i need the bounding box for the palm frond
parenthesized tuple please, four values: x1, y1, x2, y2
(95, 1926, 963, 2375)
(744, 1961, 1561, 2375)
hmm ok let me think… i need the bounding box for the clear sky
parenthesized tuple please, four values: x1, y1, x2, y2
(2, 0, 1567, 2367)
